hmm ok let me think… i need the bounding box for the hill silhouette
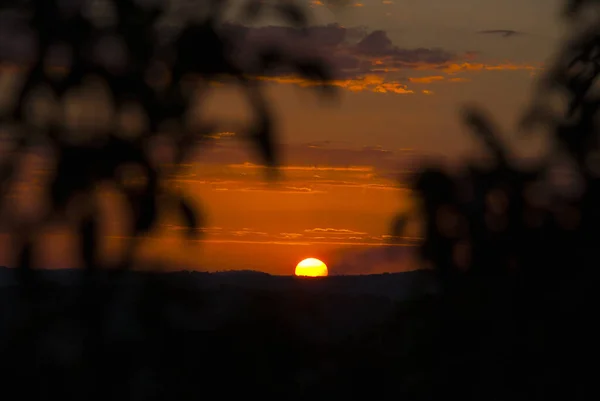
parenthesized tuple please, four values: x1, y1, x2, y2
(0, 265, 437, 400)
(0, 266, 435, 298)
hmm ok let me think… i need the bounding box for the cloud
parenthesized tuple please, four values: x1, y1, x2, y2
(311, 181, 401, 190)
(310, 0, 355, 6)
(228, 162, 374, 172)
(195, 239, 410, 247)
(304, 228, 367, 235)
(231, 229, 268, 237)
(110, 229, 417, 248)
(195, 181, 401, 194)
(448, 77, 470, 83)
(175, 140, 414, 170)
(353, 30, 456, 67)
(165, 142, 424, 195)
(478, 30, 523, 38)
(409, 76, 445, 84)
(256, 74, 413, 94)
(442, 62, 539, 74)
(0, 19, 539, 96)
(279, 232, 304, 239)
(226, 24, 538, 94)
(235, 185, 327, 194)
(205, 132, 235, 140)
(186, 144, 410, 194)
(177, 179, 401, 194)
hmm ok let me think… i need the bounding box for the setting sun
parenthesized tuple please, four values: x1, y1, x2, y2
(295, 258, 328, 277)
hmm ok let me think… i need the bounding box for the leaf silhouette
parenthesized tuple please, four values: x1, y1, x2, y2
(275, 2, 309, 29)
(132, 191, 158, 235)
(258, 48, 286, 74)
(15, 239, 35, 299)
(566, 0, 586, 15)
(80, 212, 98, 270)
(174, 22, 234, 77)
(241, 0, 265, 21)
(294, 58, 337, 97)
(179, 196, 199, 239)
(50, 145, 98, 213)
(0, 3, 340, 394)
(462, 106, 509, 166)
(390, 215, 408, 242)
(245, 88, 278, 170)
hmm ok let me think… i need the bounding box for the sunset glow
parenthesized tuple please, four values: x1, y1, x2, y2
(295, 258, 328, 277)
(0, 0, 560, 276)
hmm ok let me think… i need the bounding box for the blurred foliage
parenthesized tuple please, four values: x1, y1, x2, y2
(0, 0, 337, 272)
(390, 0, 600, 399)
(0, 1, 338, 398)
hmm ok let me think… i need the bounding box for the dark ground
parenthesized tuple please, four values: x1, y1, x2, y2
(0, 266, 598, 401)
(0, 268, 439, 401)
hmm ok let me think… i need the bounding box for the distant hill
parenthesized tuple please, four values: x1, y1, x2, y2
(0, 266, 437, 301)
(0, 264, 444, 399)
(0, 266, 437, 344)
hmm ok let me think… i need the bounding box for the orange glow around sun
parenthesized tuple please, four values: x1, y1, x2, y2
(295, 258, 328, 277)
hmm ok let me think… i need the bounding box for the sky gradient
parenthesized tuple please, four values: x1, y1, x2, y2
(0, 0, 566, 274)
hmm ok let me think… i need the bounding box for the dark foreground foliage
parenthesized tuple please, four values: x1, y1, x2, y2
(389, 1, 600, 400)
(0, 1, 343, 399)
(1, 0, 600, 400)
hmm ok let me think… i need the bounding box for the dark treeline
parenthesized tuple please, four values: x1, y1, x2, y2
(0, 0, 599, 400)
(0, 1, 340, 399)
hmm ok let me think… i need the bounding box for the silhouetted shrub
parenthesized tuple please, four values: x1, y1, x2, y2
(0, 1, 340, 399)
(391, 1, 600, 399)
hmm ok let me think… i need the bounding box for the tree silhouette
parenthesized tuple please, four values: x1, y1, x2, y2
(0, 0, 338, 273)
(0, 1, 339, 399)
(391, 1, 600, 399)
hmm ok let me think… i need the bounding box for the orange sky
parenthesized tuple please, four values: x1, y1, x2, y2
(0, 0, 565, 274)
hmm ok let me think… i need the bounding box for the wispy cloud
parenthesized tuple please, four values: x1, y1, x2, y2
(235, 185, 327, 194)
(256, 74, 414, 94)
(231, 229, 268, 237)
(442, 62, 539, 74)
(110, 227, 420, 247)
(162, 142, 421, 195)
(409, 76, 445, 84)
(279, 232, 304, 239)
(228, 163, 374, 172)
(304, 228, 367, 235)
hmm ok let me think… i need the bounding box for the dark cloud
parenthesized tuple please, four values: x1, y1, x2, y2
(321, 0, 355, 6)
(221, 23, 544, 94)
(355, 30, 394, 56)
(229, 23, 463, 79)
(354, 30, 456, 67)
(0, 17, 535, 96)
(478, 29, 523, 38)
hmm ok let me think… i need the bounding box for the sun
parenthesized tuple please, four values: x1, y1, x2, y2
(295, 258, 328, 277)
